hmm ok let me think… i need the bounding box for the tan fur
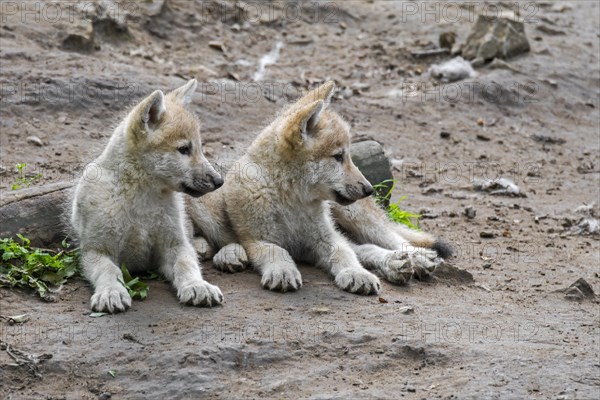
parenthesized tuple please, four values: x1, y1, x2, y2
(188, 81, 446, 288)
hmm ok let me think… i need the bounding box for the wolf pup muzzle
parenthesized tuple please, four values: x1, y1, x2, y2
(334, 182, 374, 205)
(183, 172, 223, 197)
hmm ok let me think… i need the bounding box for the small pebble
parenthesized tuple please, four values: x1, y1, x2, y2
(464, 205, 476, 219)
(26, 135, 44, 146)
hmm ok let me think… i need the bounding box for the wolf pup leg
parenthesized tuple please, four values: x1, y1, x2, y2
(159, 242, 223, 306)
(82, 249, 132, 313)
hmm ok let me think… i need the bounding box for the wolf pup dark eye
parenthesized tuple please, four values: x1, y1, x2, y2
(333, 152, 344, 162)
(178, 143, 191, 156)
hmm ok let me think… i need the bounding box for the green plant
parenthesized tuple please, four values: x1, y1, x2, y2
(11, 163, 42, 190)
(0, 235, 79, 301)
(119, 264, 149, 300)
(373, 179, 421, 230)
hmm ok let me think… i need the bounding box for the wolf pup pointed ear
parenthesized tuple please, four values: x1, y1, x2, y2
(301, 100, 325, 134)
(282, 100, 324, 149)
(167, 79, 198, 106)
(295, 80, 336, 108)
(130, 90, 166, 136)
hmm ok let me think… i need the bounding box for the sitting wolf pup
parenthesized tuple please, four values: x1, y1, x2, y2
(188, 81, 450, 294)
(70, 79, 224, 312)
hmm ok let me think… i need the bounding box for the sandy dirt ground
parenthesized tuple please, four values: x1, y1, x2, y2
(1, 1, 599, 399)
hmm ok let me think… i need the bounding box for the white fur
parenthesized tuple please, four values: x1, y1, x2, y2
(71, 80, 223, 312)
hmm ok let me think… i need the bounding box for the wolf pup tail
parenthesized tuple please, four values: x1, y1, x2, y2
(391, 224, 453, 258)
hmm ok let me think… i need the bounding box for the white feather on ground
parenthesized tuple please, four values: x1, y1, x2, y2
(429, 56, 476, 83)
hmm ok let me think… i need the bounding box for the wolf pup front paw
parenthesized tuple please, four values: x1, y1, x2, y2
(91, 283, 132, 313)
(177, 280, 223, 306)
(261, 264, 302, 292)
(335, 268, 381, 295)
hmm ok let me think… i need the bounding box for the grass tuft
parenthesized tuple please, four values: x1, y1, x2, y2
(11, 163, 42, 190)
(119, 264, 150, 300)
(0, 236, 158, 302)
(0, 235, 79, 301)
(373, 179, 421, 230)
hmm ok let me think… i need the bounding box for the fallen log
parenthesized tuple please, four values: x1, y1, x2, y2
(0, 181, 73, 247)
(0, 141, 393, 247)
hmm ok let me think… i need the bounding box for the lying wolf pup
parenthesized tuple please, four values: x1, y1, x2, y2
(188, 81, 451, 294)
(70, 79, 224, 312)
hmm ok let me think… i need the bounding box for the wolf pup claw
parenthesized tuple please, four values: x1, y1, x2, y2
(70, 79, 223, 313)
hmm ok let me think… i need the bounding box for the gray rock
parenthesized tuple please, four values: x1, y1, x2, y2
(464, 205, 476, 219)
(350, 140, 394, 207)
(439, 31, 457, 50)
(91, 1, 132, 43)
(61, 34, 97, 53)
(93, 17, 131, 43)
(61, 1, 131, 49)
(564, 278, 595, 301)
(461, 12, 530, 63)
